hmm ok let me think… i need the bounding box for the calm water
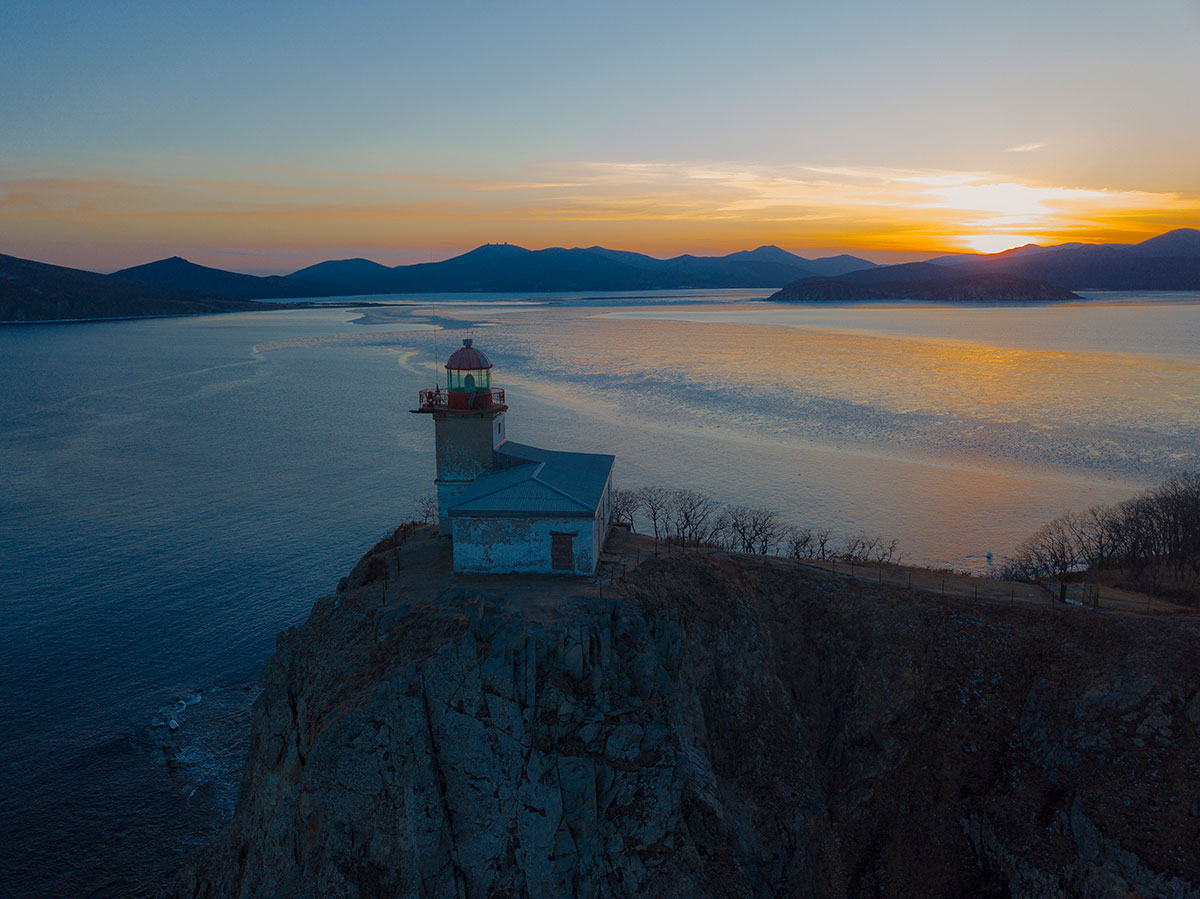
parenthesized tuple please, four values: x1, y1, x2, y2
(1, 291, 1198, 895)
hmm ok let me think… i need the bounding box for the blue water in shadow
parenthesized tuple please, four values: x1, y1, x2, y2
(0, 309, 435, 896)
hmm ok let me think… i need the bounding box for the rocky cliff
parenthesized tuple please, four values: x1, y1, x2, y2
(173, 529, 1200, 898)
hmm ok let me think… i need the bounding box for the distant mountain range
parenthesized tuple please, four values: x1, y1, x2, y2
(929, 228, 1200, 290)
(767, 228, 1200, 303)
(2, 229, 1197, 323)
(284, 243, 877, 294)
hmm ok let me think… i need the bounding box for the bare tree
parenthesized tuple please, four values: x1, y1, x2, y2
(839, 533, 880, 563)
(1010, 516, 1079, 600)
(723, 506, 783, 555)
(786, 526, 814, 559)
(637, 486, 672, 547)
(875, 537, 901, 564)
(669, 489, 721, 551)
(703, 508, 733, 549)
(748, 508, 784, 555)
(610, 488, 639, 530)
(726, 506, 755, 552)
(416, 493, 439, 525)
(1006, 471, 1200, 596)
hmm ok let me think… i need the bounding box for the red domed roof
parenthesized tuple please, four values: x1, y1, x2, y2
(445, 338, 493, 370)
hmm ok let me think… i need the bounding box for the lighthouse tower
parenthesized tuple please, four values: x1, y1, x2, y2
(413, 339, 508, 534)
(412, 336, 614, 575)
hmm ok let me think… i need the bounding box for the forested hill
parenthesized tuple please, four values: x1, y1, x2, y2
(0, 253, 271, 323)
(111, 256, 343, 301)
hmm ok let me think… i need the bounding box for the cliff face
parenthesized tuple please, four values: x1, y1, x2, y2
(174, 532, 1200, 898)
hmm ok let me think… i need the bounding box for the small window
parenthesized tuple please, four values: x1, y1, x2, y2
(551, 532, 575, 571)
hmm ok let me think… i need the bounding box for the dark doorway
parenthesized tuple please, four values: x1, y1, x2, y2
(551, 532, 575, 571)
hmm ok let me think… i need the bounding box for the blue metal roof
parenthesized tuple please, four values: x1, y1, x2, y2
(447, 441, 614, 518)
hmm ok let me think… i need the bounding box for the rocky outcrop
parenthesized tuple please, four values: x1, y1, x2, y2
(174, 532, 1200, 898)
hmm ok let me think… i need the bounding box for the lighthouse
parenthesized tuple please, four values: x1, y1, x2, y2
(414, 338, 615, 575)
(415, 339, 508, 533)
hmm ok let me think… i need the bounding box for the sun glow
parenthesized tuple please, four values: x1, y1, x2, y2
(2, 159, 1198, 270)
(956, 233, 1045, 254)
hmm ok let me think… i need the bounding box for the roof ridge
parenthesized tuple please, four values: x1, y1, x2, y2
(529, 469, 591, 510)
(446, 462, 542, 508)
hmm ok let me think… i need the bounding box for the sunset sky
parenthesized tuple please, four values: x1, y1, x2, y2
(3, 0, 1199, 272)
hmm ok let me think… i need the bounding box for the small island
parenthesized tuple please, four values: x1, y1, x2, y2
(770, 271, 1081, 303)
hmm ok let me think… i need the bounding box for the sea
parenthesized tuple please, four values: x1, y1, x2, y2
(1, 289, 1198, 896)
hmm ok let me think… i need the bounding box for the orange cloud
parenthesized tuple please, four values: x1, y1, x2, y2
(2, 160, 1197, 270)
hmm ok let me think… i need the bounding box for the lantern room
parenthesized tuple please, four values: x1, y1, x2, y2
(414, 338, 506, 414)
(408, 338, 504, 413)
(445, 338, 491, 409)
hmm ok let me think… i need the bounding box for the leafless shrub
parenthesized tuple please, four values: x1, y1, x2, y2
(875, 537, 901, 564)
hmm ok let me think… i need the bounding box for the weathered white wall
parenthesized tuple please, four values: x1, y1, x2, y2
(451, 515, 604, 575)
(435, 479, 472, 536)
(431, 410, 506, 536)
(592, 474, 613, 566)
(433, 410, 504, 480)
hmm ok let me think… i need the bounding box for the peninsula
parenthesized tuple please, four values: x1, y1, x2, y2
(172, 527, 1200, 898)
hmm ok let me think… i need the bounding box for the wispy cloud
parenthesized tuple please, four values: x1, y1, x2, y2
(1006, 141, 1047, 153)
(2, 159, 1197, 268)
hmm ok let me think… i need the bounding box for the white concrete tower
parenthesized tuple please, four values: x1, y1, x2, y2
(413, 339, 508, 535)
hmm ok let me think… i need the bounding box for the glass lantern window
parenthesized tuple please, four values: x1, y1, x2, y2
(448, 368, 491, 391)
